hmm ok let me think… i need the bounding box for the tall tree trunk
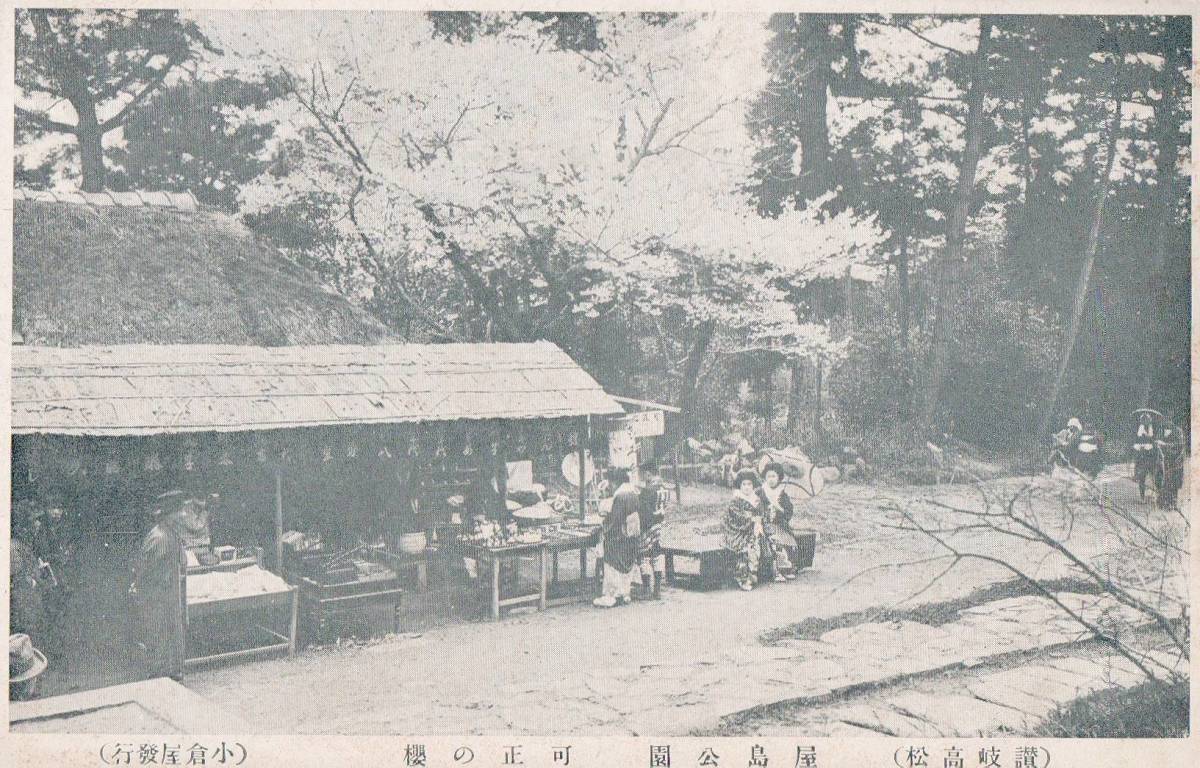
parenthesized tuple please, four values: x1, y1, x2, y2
(813, 359, 823, 439)
(894, 236, 913, 418)
(1138, 33, 1183, 409)
(758, 365, 775, 425)
(843, 265, 854, 333)
(69, 95, 106, 192)
(920, 18, 994, 427)
(896, 236, 910, 351)
(1037, 77, 1124, 436)
(796, 17, 834, 188)
(677, 320, 715, 437)
(786, 358, 806, 432)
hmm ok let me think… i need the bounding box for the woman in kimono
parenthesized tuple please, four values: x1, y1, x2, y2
(593, 468, 642, 608)
(758, 463, 797, 581)
(723, 469, 772, 591)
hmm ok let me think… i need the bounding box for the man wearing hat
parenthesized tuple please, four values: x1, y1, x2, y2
(9, 633, 48, 700)
(130, 491, 204, 681)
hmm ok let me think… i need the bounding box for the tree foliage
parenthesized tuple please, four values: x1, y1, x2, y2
(13, 10, 1190, 454)
(15, 9, 215, 191)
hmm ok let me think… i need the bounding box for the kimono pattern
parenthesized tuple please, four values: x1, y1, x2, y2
(759, 485, 798, 578)
(722, 494, 770, 588)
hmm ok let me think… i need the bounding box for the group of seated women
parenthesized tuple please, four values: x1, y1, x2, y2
(722, 463, 799, 591)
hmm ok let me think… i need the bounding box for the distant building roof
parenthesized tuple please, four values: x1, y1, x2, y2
(13, 190, 390, 347)
(12, 342, 624, 436)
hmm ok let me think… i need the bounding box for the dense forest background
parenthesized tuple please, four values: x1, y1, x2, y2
(15, 11, 1191, 465)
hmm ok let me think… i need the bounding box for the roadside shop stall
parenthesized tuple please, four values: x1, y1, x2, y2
(11, 342, 623, 692)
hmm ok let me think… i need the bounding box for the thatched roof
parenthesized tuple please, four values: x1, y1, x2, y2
(12, 342, 624, 436)
(13, 189, 390, 346)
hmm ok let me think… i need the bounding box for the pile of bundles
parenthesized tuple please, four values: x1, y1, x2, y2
(683, 434, 860, 493)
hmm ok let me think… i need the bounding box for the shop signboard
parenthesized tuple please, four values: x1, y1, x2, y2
(625, 410, 665, 438)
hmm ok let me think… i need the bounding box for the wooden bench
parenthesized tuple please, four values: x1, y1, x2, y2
(662, 530, 817, 591)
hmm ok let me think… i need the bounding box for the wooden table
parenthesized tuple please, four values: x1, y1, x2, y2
(293, 573, 406, 645)
(460, 540, 547, 620)
(541, 527, 601, 607)
(374, 548, 431, 591)
(461, 526, 601, 620)
(185, 587, 298, 668)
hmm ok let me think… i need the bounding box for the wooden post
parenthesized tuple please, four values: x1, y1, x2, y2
(490, 556, 501, 621)
(577, 417, 587, 521)
(538, 547, 548, 611)
(287, 589, 298, 656)
(672, 447, 682, 503)
(274, 467, 284, 572)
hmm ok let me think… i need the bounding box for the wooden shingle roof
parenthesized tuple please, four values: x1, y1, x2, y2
(12, 342, 623, 436)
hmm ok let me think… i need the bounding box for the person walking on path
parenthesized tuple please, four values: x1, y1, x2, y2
(593, 469, 642, 608)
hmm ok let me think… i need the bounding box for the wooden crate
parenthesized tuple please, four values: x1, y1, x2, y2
(662, 546, 731, 591)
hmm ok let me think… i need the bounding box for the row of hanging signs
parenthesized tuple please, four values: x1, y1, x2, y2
(15, 419, 598, 483)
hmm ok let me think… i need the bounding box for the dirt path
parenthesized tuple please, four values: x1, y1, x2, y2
(186, 469, 1183, 735)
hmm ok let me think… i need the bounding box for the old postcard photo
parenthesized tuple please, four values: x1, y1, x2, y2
(3, 2, 1196, 766)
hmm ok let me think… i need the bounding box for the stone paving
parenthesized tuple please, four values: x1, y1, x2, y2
(182, 471, 1188, 736)
(728, 639, 1186, 737)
